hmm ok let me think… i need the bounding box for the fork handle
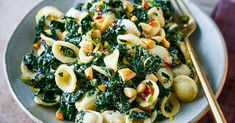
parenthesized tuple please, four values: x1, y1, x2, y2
(184, 37, 227, 123)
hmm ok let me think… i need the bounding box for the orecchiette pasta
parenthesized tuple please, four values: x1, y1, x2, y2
(156, 67, 174, 89)
(121, 19, 141, 36)
(95, 13, 115, 33)
(140, 22, 161, 37)
(138, 80, 159, 109)
(40, 33, 56, 46)
(102, 110, 125, 123)
(55, 64, 77, 93)
(34, 95, 60, 106)
(148, 45, 173, 64)
(22, 1, 199, 122)
(117, 34, 147, 48)
(66, 8, 82, 20)
(20, 62, 35, 79)
(75, 110, 103, 123)
(36, 6, 64, 24)
(173, 75, 198, 102)
(126, 108, 152, 123)
(75, 92, 97, 110)
(78, 49, 94, 63)
(160, 94, 180, 118)
(148, 7, 165, 27)
(52, 41, 79, 63)
(172, 64, 192, 77)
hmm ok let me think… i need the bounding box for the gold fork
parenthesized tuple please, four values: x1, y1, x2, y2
(170, 0, 227, 122)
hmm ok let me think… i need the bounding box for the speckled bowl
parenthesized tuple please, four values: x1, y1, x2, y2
(4, 0, 228, 122)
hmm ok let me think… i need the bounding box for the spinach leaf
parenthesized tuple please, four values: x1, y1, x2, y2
(59, 91, 84, 121)
(151, 0, 173, 20)
(60, 46, 77, 58)
(61, 91, 84, 103)
(48, 20, 65, 40)
(64, 17, 82, 46)
(75, 110, 86, 123)
(23, 52, 37, 71)
(129, 111, 151, 120)
(35, 16, 46, 42)
(127, 46, 162, 80)
(102, 20, 126, 46)
(132, 7, 149, 24)
(95, 74, 131, 113)
(81, 15, 93, 34)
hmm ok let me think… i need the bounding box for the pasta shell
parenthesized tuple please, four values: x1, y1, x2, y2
(78, 49, 94, 63)
(117, 34, 147, 48)
(103, 49, 120, 72)
(172, 64, 192, 77)
(75, 92, 97, 110)
(148, 7, 165, 27)
(156, 67, 174, 89)
(79, 40, 94, 53)
(20, 62, 35, 79)
(126, 108, 152, 123)
(160, 93, 180, 118)
(75, 110, 103, 123)
(52, 41, 79, 63)
(35, 6, 64, 23)
(148, 45, 172, 64)
(40, 34, 56, 46)
(34, 95, 60, 106)
(96, 13, 115, 33)
(139, 80, 159, 108)
(55, 64, 77, 93)
(173, 75, 198, 102)
(102, 110, 125, 123)
(121, 19, 141, 36)
(66, 8, 81, 20)
(140, 22, 161, 37)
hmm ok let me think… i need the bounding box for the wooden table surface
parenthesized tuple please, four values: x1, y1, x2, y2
(1, 0, 234, 123)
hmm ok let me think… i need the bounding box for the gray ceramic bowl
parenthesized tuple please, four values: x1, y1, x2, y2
(4, 0, 228, 123)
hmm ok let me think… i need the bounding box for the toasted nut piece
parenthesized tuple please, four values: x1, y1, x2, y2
(142, 0, 149, 9)
(98, 84, 106, 92)
(91, 30, 101, 38)
(84, 67, 93, 80)
(137, 83, 147, 94)
(124, 87, 137, 98)
(123, 1, 134, 12)
(56, 110, 64, 120)
(162, 38, 170, 48)
(145, 74, 158, 82)
(33, 43, 41, 49)
(131, 16, 138, 22)
(141, 38, 155, 48)
(79, 40, 94, 53)
(118, 68, 136, 81)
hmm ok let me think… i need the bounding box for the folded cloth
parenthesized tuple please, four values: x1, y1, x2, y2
(200, 0, 235, 122)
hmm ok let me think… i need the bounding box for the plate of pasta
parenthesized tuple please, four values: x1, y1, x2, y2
(4, 0, 228, 123)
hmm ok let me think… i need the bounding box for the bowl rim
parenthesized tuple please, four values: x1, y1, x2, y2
(3, 0, 228, 123)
